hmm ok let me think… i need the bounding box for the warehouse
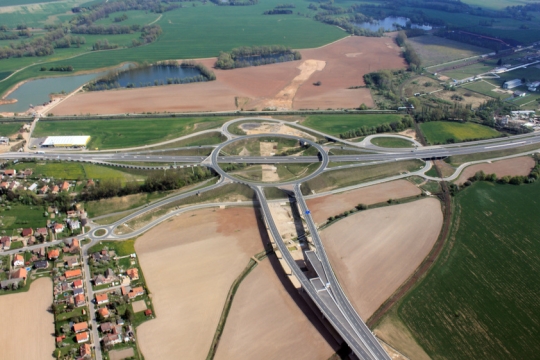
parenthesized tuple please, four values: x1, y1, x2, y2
(41, 136, 90, 148)
(503, 79, 522, 89)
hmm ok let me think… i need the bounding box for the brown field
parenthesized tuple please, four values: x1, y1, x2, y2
(135, 207, 266, 359)
(0, 277, 54, 359)
(109, 348, 135, 360)
(306, 180, 421, 224)
(52, 36, 405, 115)
(215, 257, 337, 360)
(321, 198, 443, 320)
(455, 156, 535, 185)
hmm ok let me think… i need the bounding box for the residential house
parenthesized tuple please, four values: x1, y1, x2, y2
(127, 286, 145, 300)
(12, 254, 24, 267)
(121, 286, 130, 296)
(48, 249, 60, 260)
(102, 333, 121, 347)
(86, 179, 95, 188)
(21, 228, 33, 237)
(104, 268, 115, 282)
(34, 260, 48, 269)
(73, 288, 84, 296)
(92, 250, 110, 263)
(73, 279, 83, 289)
(74, 293, 86, 307)
(79, 343, 91, 359)
(22, 169, 33, 177)
(93, 274, 106, 286)
(56, 335, 66, 344)
(126, 268, 139, 281)
(11, 268, 27, 284)
(65, 255, 79, 268)
(35, 227, 48, 240)
(68, 219, 81, 231)
(0, 182, 8, 190)
(65, 269, 82, 279)
(27, 236, 36, 246)
(28, 183, 37, 192)
(39, 185, 48, 194)
(4, 169, 15, 177)
(75, 332, 89, 344)
(144, 309, 153, 317)
(0, 236, 10, 250)
(0, 278, 22, 289)
(95, 293, 108, 305)
(51, 185, 59, 194)
(53, 223, 64, 234)
(73, 322, 88, 333)
(97, 307, 109, 319)
(100, 322, 113, 333)
(61, 181, 70, 192)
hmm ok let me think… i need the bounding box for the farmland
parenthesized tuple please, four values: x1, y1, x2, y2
(397, 181, 540, 359)
(420, 121, 501, 145)
(0, 122, 21, 137)
(33, 116, 232, 149)
(461, 80, 508, 99)
(408, 36, 490, 68)
(300, 114, 404, 137)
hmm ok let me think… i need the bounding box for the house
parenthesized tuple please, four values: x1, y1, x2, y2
(3, 169, 15, 177)
(61, 181, 70, 191)
(73, 287, 84, 296)
(0, 236, 10, 250)
(100, 322, 114, 333)
(102, 333, 121, 346)
(128, 286, 145, 300)
(73, 321, 88, 333)
(0, 278, 23, 289)
(22, 169, 33, 177)
(12, 267, 27, 280)
(65, 269, 82, 279)
(144, 309, 153, 317)
(51, 185, 59, 194)
(121, 286, 130, 296)
(13, 254, 24, 267)
(93, 274, 106, 286)
(56, 335, 66, 344)
(48, 249, 60, 260)
(53, 223, 64, 233)
(28, 183, 37, 192)
(0, 137, 9, 145)
(96, 293, 108, 305)
(34, 260, 48, 269)
(126, 268, 139, 281)
(92, 250, 111, 263)
(39, 185, 48, 194)
(67, 210, 77, 218)
(21, 228, 33, 237)
(27, 236, 36, 246)
(97, 307, 109, 319)
(528, 81, 540, 92)
(68, 219, 81, 231)
(75, 332, 89, 344)
(79, 343, 91, 359)
(104, 268, 115, 281)
(73, 279, 83, 289)
(514, 90, 526, 97)
(65, 255, 79, 268)
(0, 182, 8, 189)
(74, 293, 86, 307)
(86, 179, 95, 187)
(36, 228, 48, 237)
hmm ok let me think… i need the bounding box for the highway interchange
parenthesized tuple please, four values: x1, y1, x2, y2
(2, 117, 540, 360)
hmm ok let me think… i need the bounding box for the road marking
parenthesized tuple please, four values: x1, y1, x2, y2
(485, 141, 526, 149)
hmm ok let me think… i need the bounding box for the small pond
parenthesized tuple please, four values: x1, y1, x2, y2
(114, 65, 203, 88)
(354, 16, 432, 32)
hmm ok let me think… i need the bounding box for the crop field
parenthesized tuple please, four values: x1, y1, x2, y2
(460, 80, 507, 99)
(461, 0, 537, 9)
(371, 137, 415, 148)
(408, 36, 490, 68)
(398, 181, 540, 359)
(33, 116, 232, 149)
(300, 114, 404, 137)
(440, 60, 498, 80)
(0, 0, 345, 97)
(301, 159, 424, 194)
(420, 121, 501, 145)
(0, 122, 21, 137)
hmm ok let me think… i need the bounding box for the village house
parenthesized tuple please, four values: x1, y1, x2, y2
(95, 293, 109, 305)
(73, 287, 84, 296)
(12, 254, 24, 267)
(48, 249, 60, 260)
(65, 269, 82, 280)
(51, 185, 59, 194)
(102, 333, 121, 347)
(39, 185, 49, 194)
(79, 343, 91, 359)
(98, 307, 109, 319)
(0, 236, 10, 250)
(100, 322, 114, 333)
(3, 169, 16, 177)
(126, 268, 139, 281)
(73, 279, 83, 289)
(65, 255, 79, 268)
(93, 275, 106, 286)
(67, 210, 77, 218)
(73, 322, 88, 333)
(92, 250, 110, 263)
(34, 260, 48, 269)
(75, 332, 89, 344)
(128, 286, 145, 300)
(74, 293, 86, 307)
(0, 182, 8, 190)
(68, 219, 81, 231)
(61, 181, 70, 192)
(53, 223, 64, 234)
(21, 228, 33, 237)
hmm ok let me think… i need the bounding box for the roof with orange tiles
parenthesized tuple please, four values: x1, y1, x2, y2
(73, 322, 88, 332)
(95, 293, 108, 303)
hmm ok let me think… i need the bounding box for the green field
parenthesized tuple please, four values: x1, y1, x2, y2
(11, 161, 143, 184)
(398, 180, 540, 359)
(301, 114, 404, 137)
(461, 80, 506, 99)
(461, 0, 537, 9)
(0, 204, 47, 232)
(420, 121, 501, 145)
(408, 36, 490, 68)
(33, 117, 232, 149)
(89, 239, 135, 257)
(0, 122, 21, 137)
(0, 0, 345, 97)
(0, 0, 62, 6)
(371, 137, 415, 148)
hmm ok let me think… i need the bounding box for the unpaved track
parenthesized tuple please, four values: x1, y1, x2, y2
(321, 198, 443, 320)
(135, 207, 265, 360)
(306, 180, 421, 224)
(215, 257, 337, 360)
(0, 277, 54, 360)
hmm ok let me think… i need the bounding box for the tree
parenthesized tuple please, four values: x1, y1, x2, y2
(125, 308, 134, 324)
(497, 58, 503, 66)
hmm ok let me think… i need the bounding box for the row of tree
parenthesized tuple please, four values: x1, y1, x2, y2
(395, 31, 421, 71)
(338, 116, 414, 139)
(215, 45, 301, 69)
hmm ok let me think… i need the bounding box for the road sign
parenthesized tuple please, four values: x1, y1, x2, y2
(305, 210, 311, 215)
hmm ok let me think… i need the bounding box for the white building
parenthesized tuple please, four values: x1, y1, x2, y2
(528, 81, 540, 91)
(503, 79, 523, 89)
(41, 136, 90, 148)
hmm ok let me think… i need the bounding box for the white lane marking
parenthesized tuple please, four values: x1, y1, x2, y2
(485, 141, 526, 149)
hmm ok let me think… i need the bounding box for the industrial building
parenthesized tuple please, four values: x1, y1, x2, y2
(528, 81, 540, 92)
(503, 79, 522, 89)
(41, 136, 91, 148)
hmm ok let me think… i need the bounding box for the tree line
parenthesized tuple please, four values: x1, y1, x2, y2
(209, 0, 258, 6)
(395, 31, 421, 71)
(215, 45, 301, 69)
(338, 116, 414, 139)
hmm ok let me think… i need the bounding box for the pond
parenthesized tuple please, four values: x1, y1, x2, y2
(0, 63, 131, 114)
(114, 65, 203, 88)
(354, 16, 432, 32)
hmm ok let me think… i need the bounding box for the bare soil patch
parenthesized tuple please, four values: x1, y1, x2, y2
(135, 207, 266, 360)
(0, 277, 54, 360)
(52, 37, 405, 115)
(434, 160, 456, 178)
(132, 299, 147, 313)
(321, 198, 443, 320)
(215, 257, 336, 360)
(109, 348, 135, 360)
(455, 156, 535, 185)
(306, 180, 421, 224)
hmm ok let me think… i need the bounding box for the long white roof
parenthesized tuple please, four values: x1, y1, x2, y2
(42, 136, 90, 146)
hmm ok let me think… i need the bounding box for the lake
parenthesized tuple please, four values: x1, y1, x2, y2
(115, 65, 203, 88)
(354, 17, 432, 32)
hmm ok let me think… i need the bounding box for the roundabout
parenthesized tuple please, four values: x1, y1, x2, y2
(210, 133, 329, 187)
